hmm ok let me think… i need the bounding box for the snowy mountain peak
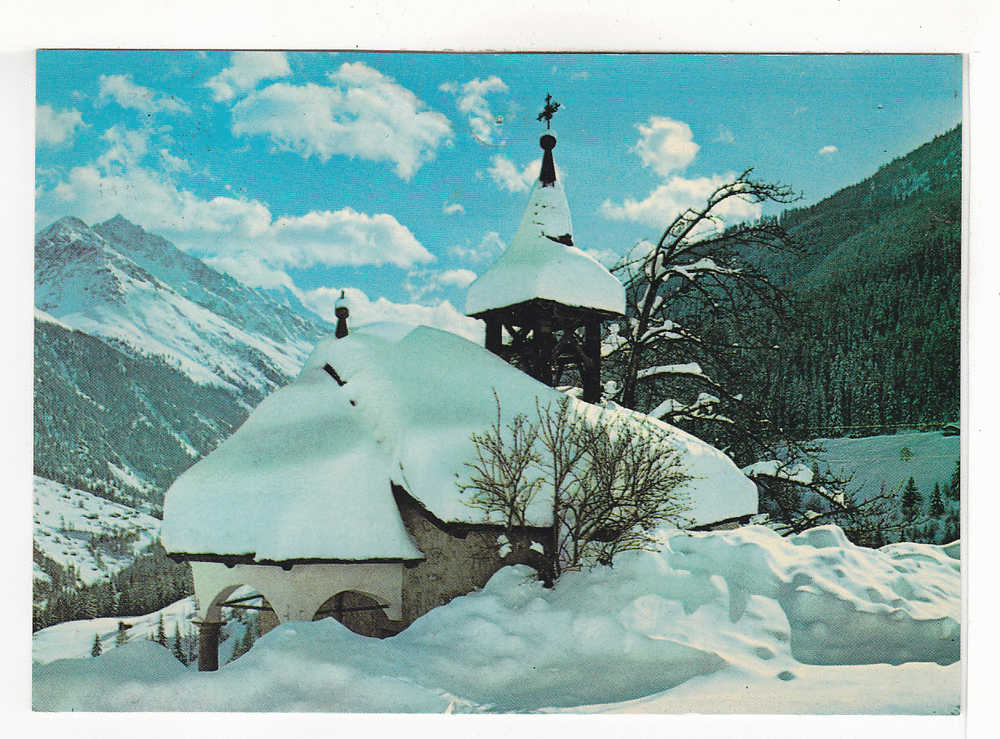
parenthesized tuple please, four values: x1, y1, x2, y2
(35, 215, 331, 395)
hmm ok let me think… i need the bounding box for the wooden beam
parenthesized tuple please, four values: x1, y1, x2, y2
(220, 593, 265, 606)
(314, 603, 390, 618)
(583, 318, 602, 403)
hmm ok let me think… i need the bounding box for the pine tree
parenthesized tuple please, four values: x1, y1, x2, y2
(91, 633, 102, 657)
(947, 461, 960, 502)
(156, 613, 167, 647)
(930, 482, 945, 517)
(115, 620, 129, 647)
(901, 476, 922, 540)
(172, 623, 186, 665)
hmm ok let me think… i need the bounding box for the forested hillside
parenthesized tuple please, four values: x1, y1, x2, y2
(34, 315, 257, 512)
(748, 126, 961, 439)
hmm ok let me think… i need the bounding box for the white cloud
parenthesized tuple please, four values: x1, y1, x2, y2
(265, 208, 433, 270)
(818, 145, 838, 156)
(36, 105, 85, 146)
(714, 125, 736, 144)
(231, 61, 452, 180)
(38, 127, 434, 275)
(583, 248, 621, 267)
(487, 155, 543, 193)
(437, 268, 477, 288)
(205, 51, 291, 102)
(300, 286, 483, 343)
(600, 173, 762, 230)
(448, 231, 504, 262)
(443, 202, 465, 215)
(96, 125, 150, 170)
(97, 74, 190, 114)
(158, 148, 190, 173)
(632, 116, 699, 177)
(203, 254, 295, 290)
(443, 75, 508, 144)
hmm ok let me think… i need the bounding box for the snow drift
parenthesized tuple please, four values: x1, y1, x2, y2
(34, 524, 960, 713)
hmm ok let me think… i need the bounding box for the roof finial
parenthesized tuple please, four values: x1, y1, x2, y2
(537, 93, 560, 130)
(335, 289, 350, 339)
(537, 94, 560, 187)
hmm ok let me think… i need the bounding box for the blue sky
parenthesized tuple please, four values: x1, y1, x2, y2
(35, 51, 962, 326)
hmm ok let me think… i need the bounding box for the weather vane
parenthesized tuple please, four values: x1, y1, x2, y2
(537, 93, 560, 129)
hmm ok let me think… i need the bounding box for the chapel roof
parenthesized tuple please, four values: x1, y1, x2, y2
(161, 323, 756, 563)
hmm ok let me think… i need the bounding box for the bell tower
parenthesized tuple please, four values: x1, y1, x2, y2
(464, 96, 625, 403)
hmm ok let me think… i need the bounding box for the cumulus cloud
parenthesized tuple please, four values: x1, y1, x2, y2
(818, 145, 838, 156)
(97, 74, 190, 114)
(38, 126, 434, 278)
(205, 51, 291, 102)
(487, 155, 544, 193)
(300, 286, 483, 343)
(632, 116, 699, 177)
(231, 61, 452, 180)
(264, 208, 433, 270)
(36, 105, 86, 146)
(96, 125, 150, 171)
(203, 253, 295, 290)
(448, 231, 504, 262)
(442, 75, 508, 144)
(437, 268, 477, 288)
(600, 173, 762, 230)
(443, 202, 465, 215)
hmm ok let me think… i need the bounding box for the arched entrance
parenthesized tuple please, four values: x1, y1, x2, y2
(312, 590, 397, 638)
(200, 585, 278, 670)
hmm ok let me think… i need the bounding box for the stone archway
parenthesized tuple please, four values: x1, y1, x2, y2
(312, 590, 398, 638)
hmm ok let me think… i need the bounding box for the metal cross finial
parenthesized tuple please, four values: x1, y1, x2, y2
(537, 93, 560, 129)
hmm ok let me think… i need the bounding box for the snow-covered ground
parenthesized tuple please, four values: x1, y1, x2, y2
(33, 524, 960, 714)
(33, 476, 160, 585)
(812, 430, 959, 500)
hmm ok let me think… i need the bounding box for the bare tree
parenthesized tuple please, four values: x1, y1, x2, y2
(746, 459, 905, 547)
(604, 169, 802, 463)
(461, 395, 693, 580)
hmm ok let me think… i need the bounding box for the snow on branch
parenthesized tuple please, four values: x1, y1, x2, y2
(649, 392, 731, 424)
(637, 362, 707, 381)
(742, 460, 814, 486)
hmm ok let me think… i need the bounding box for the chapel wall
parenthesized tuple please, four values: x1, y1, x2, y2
(393, 487, 554, 624)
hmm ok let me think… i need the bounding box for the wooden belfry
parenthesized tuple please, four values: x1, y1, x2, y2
(465, 95, 625, 403)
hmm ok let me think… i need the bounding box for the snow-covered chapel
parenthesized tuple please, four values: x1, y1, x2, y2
(161, 117, 757, 671)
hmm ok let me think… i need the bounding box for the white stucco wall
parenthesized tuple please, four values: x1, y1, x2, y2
(191, 561, 405, 623)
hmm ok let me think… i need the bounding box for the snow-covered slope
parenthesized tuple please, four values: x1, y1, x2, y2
(35, 215, 329, 395)
(33, 524, 960, 713)
(34, 314, 254, 508)
(812, 430, 960, 500)
(33, 477, 161, 586)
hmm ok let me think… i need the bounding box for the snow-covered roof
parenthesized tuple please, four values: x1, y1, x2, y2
(465, 132, 625, 317)
(162, 323, 755, 562)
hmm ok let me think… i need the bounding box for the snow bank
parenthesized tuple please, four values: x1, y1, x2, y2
(465, 171, 625, 316)
(163, 324, 756, 561)
(668, 525, 960, 666)
(34, 525, 960, 713)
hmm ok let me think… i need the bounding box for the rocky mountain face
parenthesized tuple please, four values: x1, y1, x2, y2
(34, 216, 333, 511)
